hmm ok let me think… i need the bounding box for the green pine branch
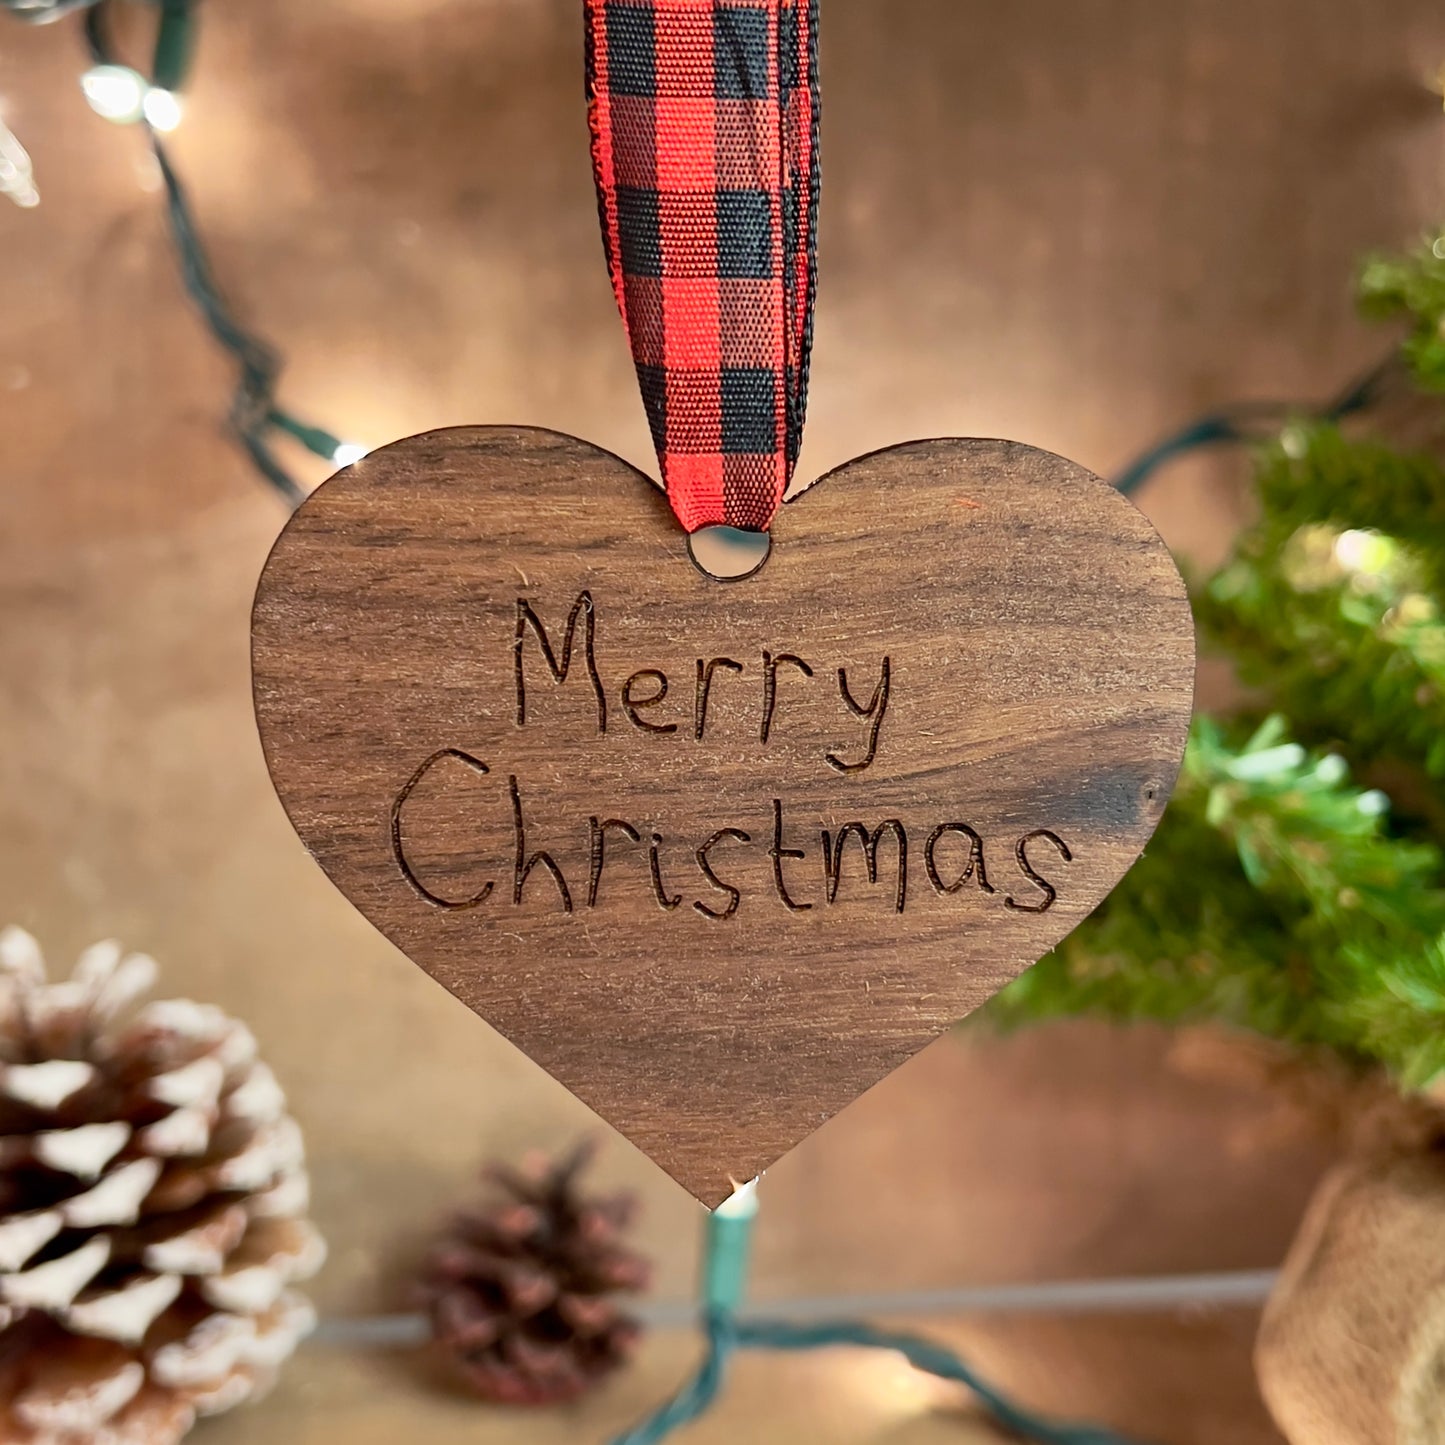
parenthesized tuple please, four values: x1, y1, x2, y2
(1360, 231, 1445, 391)
(1253, 425, 1445, 597)
(986, 228, 1445, 1087)
(988, 718, 1445, 1084)
(1197, 431, 1445, 782)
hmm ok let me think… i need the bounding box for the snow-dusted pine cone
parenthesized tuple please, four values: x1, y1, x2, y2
(419, 1143, 649, 1406)
(0, 928, 324, 1443)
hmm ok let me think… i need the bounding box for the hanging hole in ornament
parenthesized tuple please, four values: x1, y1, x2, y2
(688, 526, 771, 582)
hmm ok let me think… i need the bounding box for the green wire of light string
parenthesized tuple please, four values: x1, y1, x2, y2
(149, 0, 192, 91)
(609, 1182, 1149, 1445)
(75, 0, 346, 503)
(1112, 353, 1397, 496)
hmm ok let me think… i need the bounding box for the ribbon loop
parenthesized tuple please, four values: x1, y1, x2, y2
(586, 0, 820, 535)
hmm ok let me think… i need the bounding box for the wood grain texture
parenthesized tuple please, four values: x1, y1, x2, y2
(251, 427, 1193, 1204)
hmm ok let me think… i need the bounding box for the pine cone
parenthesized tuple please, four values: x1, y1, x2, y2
(419, 1143, 650, 1406)
(0, 928, 325, 1443)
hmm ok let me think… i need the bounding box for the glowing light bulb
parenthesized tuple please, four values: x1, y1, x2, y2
(0, 120, 38, 209)
(714, 1177, 759, 1219)
(81, 65, 147, 125)
(1333, 527, 1395, 577)
(332, 442, 368, 467)
(141, 88, 183, 133)
(1279, 424, 1308, 459)
(840, 1349, 954, 1422)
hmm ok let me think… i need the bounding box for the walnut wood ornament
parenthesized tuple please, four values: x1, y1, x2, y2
(252, 427, 1193, 1204)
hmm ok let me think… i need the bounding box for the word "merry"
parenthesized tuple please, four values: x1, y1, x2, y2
(515, 592, 891, 774)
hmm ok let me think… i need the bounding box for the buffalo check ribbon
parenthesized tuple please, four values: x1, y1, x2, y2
(585, 0, 820, 535)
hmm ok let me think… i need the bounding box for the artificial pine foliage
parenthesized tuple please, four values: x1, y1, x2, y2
(988, 231, 1445, 1090)
(1360, 233, 1445, 391)
(1201, 430, 1445, 784)
(419, 1143, 649, 1406)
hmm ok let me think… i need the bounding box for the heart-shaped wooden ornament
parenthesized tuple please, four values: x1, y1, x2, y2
(252, 426, 1193, 1204)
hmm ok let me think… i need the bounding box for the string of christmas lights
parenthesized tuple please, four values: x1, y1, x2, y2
(605, 1181, 1144, 1445)
(1113, 352, 1398, 497)
(4, 0, 365, 502)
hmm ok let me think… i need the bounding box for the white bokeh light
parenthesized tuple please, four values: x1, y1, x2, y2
(141, 89, 183, 133)
(80, 65, 147, 125)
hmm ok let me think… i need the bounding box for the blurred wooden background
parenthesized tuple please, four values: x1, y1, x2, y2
(3, 1, 1445, 1440)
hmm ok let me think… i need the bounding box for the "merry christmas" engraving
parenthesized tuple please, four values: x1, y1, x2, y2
(389, 592, 1074, 920)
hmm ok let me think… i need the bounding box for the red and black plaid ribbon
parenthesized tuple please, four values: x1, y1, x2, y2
(585, 0, 820, 535)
